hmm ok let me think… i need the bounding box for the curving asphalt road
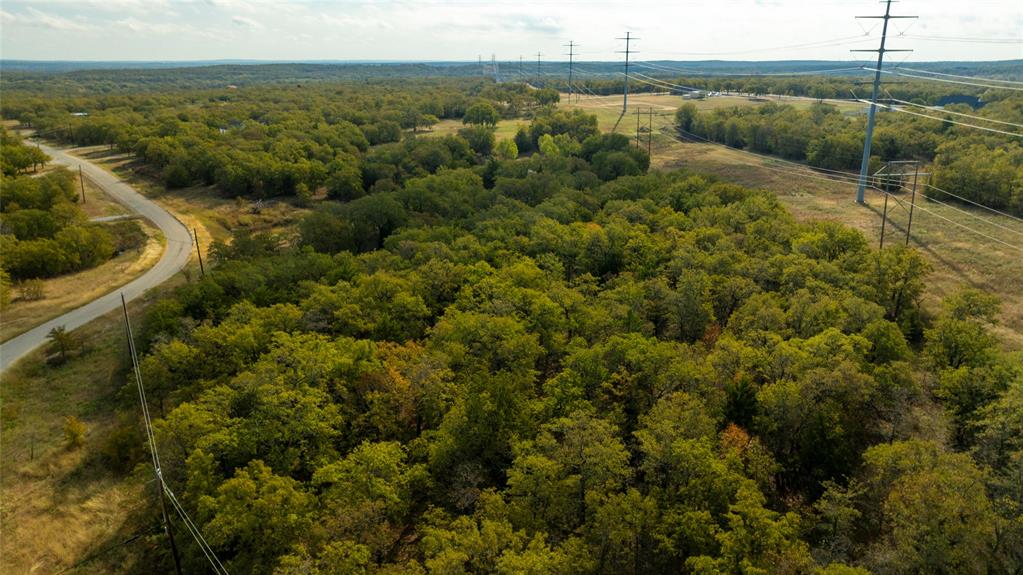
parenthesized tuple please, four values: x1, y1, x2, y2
(0, 144, 192, 373)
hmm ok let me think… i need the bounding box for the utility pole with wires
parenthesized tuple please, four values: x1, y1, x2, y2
(613, 31, 638, 132)
(536, 51, 543, 87)
(648, 107, 653, 155)
(905, 162, 922, 245)
(121, 294, 184, 575)
(194, 228, 206, 278)
(565, 40, 576, 102)
(636, 107, 643, 147)
(851, 0, 915, 204)
(491, 53, 500, 83)
(78, 165, 86, 204)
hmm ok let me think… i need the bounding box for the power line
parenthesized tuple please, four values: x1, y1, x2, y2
(893, 66, 1023, 86)
(884, 193, 1023, 253)
(915, 188, 1023, 240)
(121, 294, 227, 575)
(884, 95, 1023, 129)
(856, 99, 1023, 138)
(646, 34, 875, 57)
(664, 128, 1023, 252)
(629, 73, 691, 93)
(631, 70, 703, 92)
(636, 60, 867, 78)
(122, 294, 183, 575)
(898, 34, 1023, 45)
(923, 182, 1023, 225)
(863, 67, 1023, 92)
(852, 0, 916, 205)
(163, 484, 230, 575)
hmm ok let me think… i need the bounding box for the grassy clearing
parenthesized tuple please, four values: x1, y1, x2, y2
(649, 139, 1023, 349)
(1, 219, 164, 343)
(0, 291, 173, 574)
(424, 119, 522, 141)
(563, 92, 864, 132)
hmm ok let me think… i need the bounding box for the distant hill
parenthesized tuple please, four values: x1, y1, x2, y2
(2, 58, 1020, 77)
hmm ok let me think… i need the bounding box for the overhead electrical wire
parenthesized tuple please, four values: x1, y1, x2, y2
(883, 95, 1023, 129)
(123, 295, 229, 575)
(662, 128, 1023, 249)
(856, 99, 1023, 138)
(898, 34, 1023, 45)
(893, 66, 1023, 86)
(636, 61, 867, 78)
(923, 183, 1023, 225)
(863, 67, 1023, 92)
(646, 34, 875, 57)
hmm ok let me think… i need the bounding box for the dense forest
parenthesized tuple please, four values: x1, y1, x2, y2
(131, 131, 1021, 573)
(0, 79, 565, 200)
(0, 130, 145, 281)
(3, 70, 1021, 573)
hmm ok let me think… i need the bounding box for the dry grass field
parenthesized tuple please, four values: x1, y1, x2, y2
(0, 293, 174, 574)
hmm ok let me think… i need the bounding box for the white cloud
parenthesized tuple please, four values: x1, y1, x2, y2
(321, 14, 392, 30)
(115, 16, 218, 38)
(231, 15, 263, 29)
(17, 7, 92, 31)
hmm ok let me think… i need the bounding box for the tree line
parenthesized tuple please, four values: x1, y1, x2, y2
(674, 97, 1023, 215)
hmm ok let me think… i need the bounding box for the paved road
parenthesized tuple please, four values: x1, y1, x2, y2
(0, 144, 192, 372)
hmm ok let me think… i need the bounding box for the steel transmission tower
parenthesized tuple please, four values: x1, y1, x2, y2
(852, 0, 915, 204)
(565, 40, 576, 102)
(614, 31, 638, 132)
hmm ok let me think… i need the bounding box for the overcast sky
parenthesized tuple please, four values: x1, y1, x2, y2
(1, 0, 1020, 63)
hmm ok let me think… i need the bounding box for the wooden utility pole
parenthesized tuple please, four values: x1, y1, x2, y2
(78, 166, 86, 203)
(905, 163, 920, 245)
(879, 191, 889, 250)
(647, 107, 653, 155)
(636, 108, 642, 147)
(193, 228, 205, 277)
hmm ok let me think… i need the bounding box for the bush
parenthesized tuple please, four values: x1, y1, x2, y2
(63, 416, 86, 449)
(19, 278, 45, 301)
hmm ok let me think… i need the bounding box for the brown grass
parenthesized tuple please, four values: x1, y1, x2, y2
(0, 293, 173, 574)
(563, 92, 863, 132)
(424, 119, 522, 141)
(77, 172, 129, 220)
